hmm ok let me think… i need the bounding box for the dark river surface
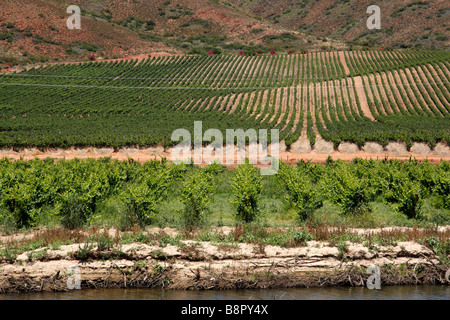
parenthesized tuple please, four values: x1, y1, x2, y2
(0, 285, 448, 300)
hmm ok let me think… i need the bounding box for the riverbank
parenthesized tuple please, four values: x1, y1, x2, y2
(1, 226, 448, 294)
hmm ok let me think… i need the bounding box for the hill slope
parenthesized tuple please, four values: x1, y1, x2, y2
(1, 0, 448, 67)
(227, 0, 449, 49)
(0, 0, 330, 66)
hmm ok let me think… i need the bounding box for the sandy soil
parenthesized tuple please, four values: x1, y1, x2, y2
(268, 88, 282, 124)
(1, 138, 449, 165)
(375, 72, 396, 114)
(416, 65, 447, 112)
(394, 69, 417, 113)
(367, 73, 386, 115)
(386, 71, 407, 113)
(405, 68, 443, 117)
(430, 63, 450, 95)
(259, 90, 275, 123)
(334, 79, 348, 121)
(398, 69, 428, 114)
(276, 87, 289, 127)
(338, 51, 350, 76)
(291, 85, 302, 132)
(360, 75, 379, 117)
(254, 90, 269, 120)
(248, 90, 261, 118)
(315, 85, 329, 131)
(427, 64, 450, 96)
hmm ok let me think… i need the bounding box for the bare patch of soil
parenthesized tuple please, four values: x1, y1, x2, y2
(1, 138, 449, 166)
(338, 142, 360, 154)
(338, 51, 350, 76)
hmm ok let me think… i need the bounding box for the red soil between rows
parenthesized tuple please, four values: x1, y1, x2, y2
(2, 150, 449, 165)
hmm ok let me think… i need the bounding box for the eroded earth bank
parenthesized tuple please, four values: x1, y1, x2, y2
(1, 226, 449, 293)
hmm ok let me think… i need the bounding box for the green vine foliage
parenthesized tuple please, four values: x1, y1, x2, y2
(180, 169, 216, 230)
(231, 161, 262, 223)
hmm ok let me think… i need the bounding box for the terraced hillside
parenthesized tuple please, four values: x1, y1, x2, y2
(0, 49, 449, 151)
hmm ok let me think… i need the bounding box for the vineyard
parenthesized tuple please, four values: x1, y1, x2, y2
(0, 49, 449, 150)
(0, 157, 448, 231)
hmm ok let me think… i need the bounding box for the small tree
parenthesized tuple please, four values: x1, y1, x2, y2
(326, 169, 371, 215)
(60, 193, 90, 229)
(231, 162, 262, 223)
(120, 171, 171, 229)
(180, 169, 216, 230)
(396, 182, 423, 219)
(277, 163, 322, 221)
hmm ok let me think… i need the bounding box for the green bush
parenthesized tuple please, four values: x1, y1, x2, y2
(326, 168, 371, 215)
(277, 163, 322, 221)
(231, 162, 262, 223)
(60, 193, 90, 229)
(120, 168, 172, 228)
(293, 230, 314, 245)
(180, 169, 216, 229)
(396, 182, 423, 219)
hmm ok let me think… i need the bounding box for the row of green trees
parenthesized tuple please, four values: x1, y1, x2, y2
(0, 158, 448, 231)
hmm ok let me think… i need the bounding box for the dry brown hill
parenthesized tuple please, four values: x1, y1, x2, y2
(0, 0, 448, 67)
(227, 0, 449, 50)
(0, 0, 329, 66)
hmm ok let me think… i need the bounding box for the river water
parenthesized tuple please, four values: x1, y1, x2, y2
(0, 285, 448, 300)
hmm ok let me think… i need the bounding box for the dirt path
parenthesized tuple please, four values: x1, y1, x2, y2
(405, 68, 444, 117)
(277, 87, 289, 128)
(346, 77, 362, 118)
(291, 86, 302, 133)
(266, 88, 281, 124)
(321, 82, 332, 122)
(280, 86, 296, 132)
(393, 69, 418, 114)
(2, 140, 449, 165)
(248, 90, 261, 118)
(338, 51, 350, 76)
(385, 71, 407, 114)
(399, 69, 432, 115)
(254, 90, 269, 120)
(334, 79, 349, 121)
(228, 92, 243, 113)
(427, 64, 450, 96)
(243, 91, 256, 117)
(369, 73, 392, 115)
(300, 83, 309, 139)
(416, 65, 448, 112)
(361, 75, 380, 117)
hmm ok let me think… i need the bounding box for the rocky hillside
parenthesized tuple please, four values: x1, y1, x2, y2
(0, 0, 331, 66)
(0, 0, 448, 67)
(228, 0, 449, 50)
